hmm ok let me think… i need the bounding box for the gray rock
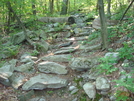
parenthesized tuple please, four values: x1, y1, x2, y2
(41, 54, 72, 62)
(104, 52, 119, 61)
(38, 61, 68, 74)
(54, 48, 77, 54)
(88, 71, 100, 80)
(99, 98, 104, 101)
(9, 73, 25, 89)
(122, 59, 134, 71)
(70, 88, 79, 95)
(15, 62, 34, 72)
(83, 82, 96, 98)
(66, 36, 89, 41)
(96, 77, 110, 91)
(35, 40, 49, 53)
(69, 57, 98, 71)
(18, 90, 34, 101)
(22, 74, 68, 90)
(72, 98, 78, 101)
(69, 86, 77, 91)
(0, 59, 17, 86)
(20, 54, 37, 63)
(80, 44, 101, 52)
(11, 31, 26, 45)
(110, 96, 116, 101)
(29, 97, 46, 101)
(74, 28, 81, 34)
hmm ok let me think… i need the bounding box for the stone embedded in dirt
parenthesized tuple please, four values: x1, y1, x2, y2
(18, 90, 35, 101)
(96, 77, 110, 91)
(29, 97, 46, 101)
(88, 71, 100, 80)
(15, 62, 34, 72)
(83, 82, 96, 98)
(80, 44, 101, 52)
(9, 73, 25, 89)
(58, 42, 73, 48)
(22, 74, 68, 90)
(21, 54, 38, 61)
(38, 61, 68, 74)
(122, 59, 134, 71)
(65, 36, 89, 41)
(105, 52, 119, 61)
(41, 54, 72, 62)
(68, 86, 77, 91)
(35, 40, 49, 53)
(0, 59, 17, 86)
(54, 48, 77, 54)
(69, 57, 98, 71)
(11, 31, 26, 45)
(20, 54, 37, 63)
(70, 88, 79, 95)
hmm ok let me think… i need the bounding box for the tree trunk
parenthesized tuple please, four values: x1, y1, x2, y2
(49, 0, 54, 14)
(107, 0, 111, 19)
(6, 2, 27, 34)
(60, 0, 69, 15)
(98, 0, 108, 50)
(120, 0, 134, 21)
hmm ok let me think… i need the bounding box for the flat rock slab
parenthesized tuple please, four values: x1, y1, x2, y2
(38, 61, 68, 74)
(69, 57, 98, 71)
(41, 54, 72, 62)
(54, 48, 77, 54)
(22, 74, 68, 90)
(15, 62, 34, 72)
(65, 36, 89, 41)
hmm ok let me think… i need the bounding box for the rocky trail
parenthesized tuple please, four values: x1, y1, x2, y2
(0, 16, 133, 101)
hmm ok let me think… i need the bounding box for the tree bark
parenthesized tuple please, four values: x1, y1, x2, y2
(98, 0, 108, 50)
(107, 0, 111, 19)
(120, 0, 134, 21)
(60, 0, 69, 15)
(49, 0, 54, 14)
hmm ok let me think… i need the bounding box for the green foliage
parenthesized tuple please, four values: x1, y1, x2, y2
(82, 31, 100, 45)
(73, 77, 83, 89)
(115, 90, 130, 101)
(113, 70, 134, 101)
(26, 50, 39, 56)
(118, 42, 134, 61)
(0, 61, 6, 68)
(97, 57, 118, 74)
(0, 43, 20, 59)
(114, 70, 134, 92)
(47, 90, 54, 94)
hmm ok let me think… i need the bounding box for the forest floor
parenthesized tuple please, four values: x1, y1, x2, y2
(0, 19, 134, 101)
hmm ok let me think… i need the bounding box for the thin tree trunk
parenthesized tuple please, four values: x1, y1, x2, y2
(49, 0, 54, 14)
(60, 0, 69, 15)
(98, 0, 108, 50)
(107, 0, 111, 19)
(120, 0, 134, 21)
(6, 2, 27, 34)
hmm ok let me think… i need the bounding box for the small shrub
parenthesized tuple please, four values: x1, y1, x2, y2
(97, 57, 118, 74)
